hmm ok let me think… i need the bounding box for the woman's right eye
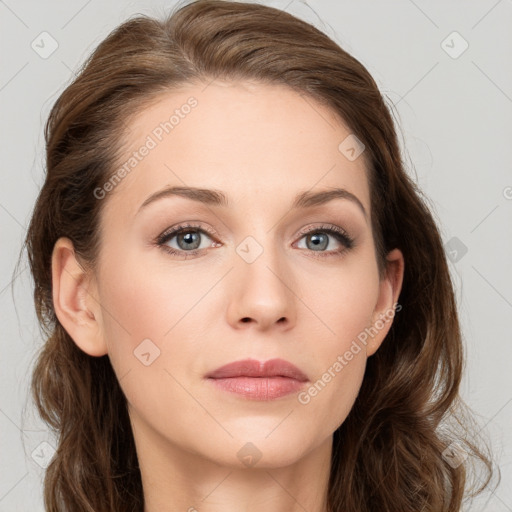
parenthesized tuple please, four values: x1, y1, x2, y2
(156, 224, 220, 258)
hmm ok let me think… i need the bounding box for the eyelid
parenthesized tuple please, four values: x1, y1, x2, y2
(295, 223, 351, 241)
(155, 222, 219, 244)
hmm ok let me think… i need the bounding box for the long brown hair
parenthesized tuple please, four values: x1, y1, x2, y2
(22, 1, 496, 510)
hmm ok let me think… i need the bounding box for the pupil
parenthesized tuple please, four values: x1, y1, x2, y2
(179, 231, 200, 250)
(308, 233, 328, 251)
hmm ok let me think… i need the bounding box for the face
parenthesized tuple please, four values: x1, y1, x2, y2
(66, 81, 402, 469)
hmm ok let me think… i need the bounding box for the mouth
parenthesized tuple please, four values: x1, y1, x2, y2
(206, 358, 309, 401)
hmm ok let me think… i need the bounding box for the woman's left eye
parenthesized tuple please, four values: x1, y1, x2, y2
(294, 225, 355, 256)
(155, 223, 354, 258)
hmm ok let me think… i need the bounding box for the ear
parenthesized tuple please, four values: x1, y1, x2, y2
(51, 237, 108, 357)
(365, 248, 404, 357)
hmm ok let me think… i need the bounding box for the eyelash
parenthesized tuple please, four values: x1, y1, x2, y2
(154, 222, 355, 259)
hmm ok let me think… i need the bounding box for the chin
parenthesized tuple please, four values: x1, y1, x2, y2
(206, 432, 318, 470)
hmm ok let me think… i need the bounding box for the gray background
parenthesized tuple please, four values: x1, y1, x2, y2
(1, 0, 511, 510)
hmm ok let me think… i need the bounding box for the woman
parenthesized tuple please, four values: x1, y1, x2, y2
(24, 0, 494, 510)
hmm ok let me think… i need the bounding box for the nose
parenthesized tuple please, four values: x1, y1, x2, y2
(226, 239, 297, 332)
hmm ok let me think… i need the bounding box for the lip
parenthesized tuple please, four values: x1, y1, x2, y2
(206, 358, 309, 401)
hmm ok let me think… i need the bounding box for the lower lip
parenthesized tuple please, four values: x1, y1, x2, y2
(208, 376, 306, 400)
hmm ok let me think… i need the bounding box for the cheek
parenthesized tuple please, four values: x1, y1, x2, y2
(95, 254, 210, 425)
(301, 254, 380, 346)
(295, 292, 371, 437)
(96, 251, 216, 358)
(297, 351, 366, 437)
(293, 259, 379, 429)
(95, 250, 224, 428)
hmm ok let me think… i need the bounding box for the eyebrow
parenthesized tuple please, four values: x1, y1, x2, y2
(137, 185, 367, 218)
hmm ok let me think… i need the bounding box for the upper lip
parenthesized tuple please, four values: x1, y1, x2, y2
(206, 358, 308, 382)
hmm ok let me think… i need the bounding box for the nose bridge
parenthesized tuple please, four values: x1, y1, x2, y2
(235, 229, 292, 298)
(226, 227, 297, 329)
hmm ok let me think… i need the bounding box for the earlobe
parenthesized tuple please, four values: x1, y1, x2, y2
(51, 237, 108, 357)
(366, 248, 405, 357)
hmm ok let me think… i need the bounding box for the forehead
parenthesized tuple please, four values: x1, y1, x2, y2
(102, 80, 371, 220)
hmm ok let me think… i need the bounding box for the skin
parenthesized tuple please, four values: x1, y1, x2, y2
(52, 80, 404, 512)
